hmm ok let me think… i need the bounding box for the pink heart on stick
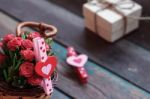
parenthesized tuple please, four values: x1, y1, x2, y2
(66, 54, 88, 67)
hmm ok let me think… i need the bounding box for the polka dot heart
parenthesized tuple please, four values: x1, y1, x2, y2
(66, 47, 88, 84)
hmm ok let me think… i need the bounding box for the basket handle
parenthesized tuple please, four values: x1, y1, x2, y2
(16, 21, 57, 38)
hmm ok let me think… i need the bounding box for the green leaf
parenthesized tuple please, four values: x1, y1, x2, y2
(8, 66, 13, 77)
(19, 76, 26, 85)
(12, 53, 17, 68)
(18, 79, 21, 84)
(45, 38, 53, 45)
(14, 59, 23, 70)
(24, 31, 30, 35)
(47, 51, 55, 56)
(8, 51, 13, 59)
(12, 76, 27, 88)
(3, 69, 8, 81)
(24, 31, 30, 36)
(21, 34, 26, 39)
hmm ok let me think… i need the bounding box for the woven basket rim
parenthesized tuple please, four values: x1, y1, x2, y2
(0, 71, 58, 96)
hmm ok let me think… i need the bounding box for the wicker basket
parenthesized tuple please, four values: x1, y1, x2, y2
(0, 22, 58, 99)
(0, 71, 58, 99)
(0, 85, 50, 99)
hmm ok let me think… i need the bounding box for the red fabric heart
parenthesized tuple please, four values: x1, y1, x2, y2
(35, 56, 57, 78)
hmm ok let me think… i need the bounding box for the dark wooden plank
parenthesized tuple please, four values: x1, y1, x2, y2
(125, 0, 150, 51)
(1, 11, 150, 99)
(1, 0, 150, 93)
(54, 43, 150, 99)
(51, 89, 71, 99)
(57, 71, 106, 99)
(49, 0, 150, 52)
(49, 0, 86, 17)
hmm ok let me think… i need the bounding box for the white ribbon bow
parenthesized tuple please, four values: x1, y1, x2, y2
(88, 0, 135, 10)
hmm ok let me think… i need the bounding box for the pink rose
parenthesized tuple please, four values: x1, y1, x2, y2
(20, 49, 35, 61)
(7, 37, 22, 51)
(27, 32, 41, 40)
(28, 74, 42, 85)
(3, 34, 15, 43)
(21, 39, 33, 49)
(19, 62, 34, 77)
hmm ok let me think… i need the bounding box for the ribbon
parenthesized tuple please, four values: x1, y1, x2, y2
(90, 0, 135, 9)
(88, 0, 135, 35)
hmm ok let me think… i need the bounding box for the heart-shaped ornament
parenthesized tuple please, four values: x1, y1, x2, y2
(42, 64, 52, 75)
(66, 54, 88, 67)
(35, 56, 57, 78)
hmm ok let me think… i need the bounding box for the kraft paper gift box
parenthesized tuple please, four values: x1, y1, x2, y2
(83, 0, 142, 42)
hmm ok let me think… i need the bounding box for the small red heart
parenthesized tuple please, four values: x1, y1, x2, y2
(35, 56, 57, 78)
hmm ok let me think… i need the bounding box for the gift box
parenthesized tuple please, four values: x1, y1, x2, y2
(83, 0, 142, 42)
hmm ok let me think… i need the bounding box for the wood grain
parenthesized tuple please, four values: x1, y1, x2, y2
(0, 0, 149, 99)
(0, 10, 150, 99)
(53, 42, 150, 99)
(0, 0, 150, 92)
(49, 0, 86, 17)
(0, 1, 150, 98)
(51, 89, 71, 99)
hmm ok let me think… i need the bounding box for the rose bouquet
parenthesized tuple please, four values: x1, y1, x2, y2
(0, 22, 57, 98)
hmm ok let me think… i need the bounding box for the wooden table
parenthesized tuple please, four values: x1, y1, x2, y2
(0, 0, 150, 98)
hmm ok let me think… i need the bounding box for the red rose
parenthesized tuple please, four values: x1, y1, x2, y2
(28, 74, 42, 85)
(27, 32, 41, 40)
(0, 53, 7, 64)
(7, 37, 22, 51)
(20, 49, 35, 61)
(3, 34, 15, 43)
(19, 62, 34, 77)
(21, 39, 33, 49)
